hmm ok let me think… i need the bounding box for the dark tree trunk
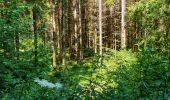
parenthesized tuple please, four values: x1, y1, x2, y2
(33, 9, 38, 67)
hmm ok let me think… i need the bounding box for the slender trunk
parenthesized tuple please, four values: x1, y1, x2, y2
(51, 0, 57, 68)
(61, 0, 66, 66)
(94, 0, 97, 53)
(79, 0, 83, 60)
(58, 0, 62, 64)
(94, 28, 97, 53)
(74, 0, 78, 63)
(33, 9, 38, 67)
(110, 6, 113, 49)
(82, 0, 87, 55)
(121, 0, 126, 49)
(68, 0, 72, 62)
(99, 0, 103, 64)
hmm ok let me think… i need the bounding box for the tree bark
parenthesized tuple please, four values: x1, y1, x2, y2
(74, 0, 78, 63)
(121, 0, 126, 49)
(61, 0, 66, 66)
(58, 0, 62, 64)
(51, 0, 57, 68)
(99, 0, 103, 64)
(79, 0, 83, 61)
(33, 9, 38, 67)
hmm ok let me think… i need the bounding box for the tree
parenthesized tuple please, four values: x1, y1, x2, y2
(73, 0, 78, 63)
(78, 0, 83, 61)
(61, 0, 66, 66)
(121, 0, 126, 49)
(99, 0, 103, 64)
(51, 0, 57, 68)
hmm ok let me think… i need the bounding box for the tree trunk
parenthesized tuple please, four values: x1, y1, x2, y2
(33, 9, 38, 67)
(74, 0, 78, 63)
(121, 0, 126, 49)
(68, 0, 74, 62)
(99, 0, 103, 64)
(94, 0, 97, 53)
(61, 0, 66, 66)
(58, 0, 62, 64)
(51, 0, 57, 68)
(79, 0, 83, 61)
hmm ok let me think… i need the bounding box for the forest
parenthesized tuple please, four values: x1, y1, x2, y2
(0, 0, 170, 99)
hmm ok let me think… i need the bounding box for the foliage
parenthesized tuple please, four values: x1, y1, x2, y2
(0, 48, 138, 99)
(125, 0, 170, 99)
(53, 50, 137, 99)
(0, 0, 170, 99)
(104, 0, 115, 6)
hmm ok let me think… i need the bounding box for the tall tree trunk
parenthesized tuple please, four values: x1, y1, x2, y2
(79, 0, 83, 61)
(81, 0, 88, 55)
(33, 9, 38, 67)
(61, 0, 66, 66)
(51, 0, 57, 68)
(121, 0, 126, 49)
(68, 0, 74, 62)
(94, 0, 97, 53)
(99, 0, 103, 64)
(74, 0, 78, 63)
(55, 1, 59, 54)
(110, 6, 113, 49)
(58, 0, 62, 64)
